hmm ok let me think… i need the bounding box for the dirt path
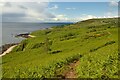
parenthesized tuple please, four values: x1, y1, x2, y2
(28, 35, 36, 38)
(0, 45, 17, 57)
(64, 60, 80, 78)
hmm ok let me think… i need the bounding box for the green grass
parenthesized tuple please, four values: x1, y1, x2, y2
(2, 18, 119, 79)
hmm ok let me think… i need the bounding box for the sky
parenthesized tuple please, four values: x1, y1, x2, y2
(0, 1, 118, 22)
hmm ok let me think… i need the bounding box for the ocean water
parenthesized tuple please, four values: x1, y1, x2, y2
(1, 22, 72, 46)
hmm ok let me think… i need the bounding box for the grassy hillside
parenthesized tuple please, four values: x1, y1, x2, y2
(2, 18, 119, 79)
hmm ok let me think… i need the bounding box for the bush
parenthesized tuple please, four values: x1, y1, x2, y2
(104, 41, 115, 46)
(60, 33, 76, 41)
(90, 41, 116, 52)
(49, 50, 62, 54)
(32, 42, 44, 49)
(12, 40, 28, 52)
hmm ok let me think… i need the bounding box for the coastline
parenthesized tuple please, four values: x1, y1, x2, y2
(15, 33, 36, 38)
(0, 33, 36, 56)
(1, 23, 71, 56)
(0, 43, 19, 55)
(0, 45, 17, 57)
(0, 24, 70, 56)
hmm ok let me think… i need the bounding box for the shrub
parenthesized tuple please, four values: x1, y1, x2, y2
(45, 30, 51, 35)
(32, 42, 44, 49)
(60, 33, 76, 41)
(104, 41, 115, 46)
(12, 40, 28, 52)
(90, 41, 116, 52)
(49, 50, 62, 54)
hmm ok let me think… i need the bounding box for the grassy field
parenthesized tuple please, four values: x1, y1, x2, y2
(2, 18, 119, 79)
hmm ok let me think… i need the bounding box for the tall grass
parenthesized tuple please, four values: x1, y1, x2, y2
(2, 18, 118, 78)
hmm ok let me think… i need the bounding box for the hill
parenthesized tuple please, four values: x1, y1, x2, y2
(2, 18, 119, 79)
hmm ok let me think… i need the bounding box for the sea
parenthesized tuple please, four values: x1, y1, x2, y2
(1, 22, 73, 46)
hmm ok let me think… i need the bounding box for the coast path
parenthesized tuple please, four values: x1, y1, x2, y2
(63, 60, 80, 78)
(0, 45, 17, 57)
(28, 35, 36, 38)
(0, 34, 35, 57)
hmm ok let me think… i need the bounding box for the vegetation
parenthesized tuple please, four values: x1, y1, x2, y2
(2, 18, 119, 79)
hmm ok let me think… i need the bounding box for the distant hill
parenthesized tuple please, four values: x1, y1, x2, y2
(2, 18, 119, 79)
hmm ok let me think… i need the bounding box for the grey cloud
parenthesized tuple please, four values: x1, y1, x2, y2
(2, 13, 26, 17)
(2, 2, 56, 22)
(2, 17, 23, 22)
(2, 17, 41, 22)
(18, 5, 28, 10)
(2, 12, 26, 22)
(44, 12, 56, 18)
(4, 2, 12, 7)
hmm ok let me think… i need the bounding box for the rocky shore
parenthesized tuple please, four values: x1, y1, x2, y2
(0, 33, 36, 55)
(0, 43, 19, 55)
(15, 33, 30, 38)
(15, 33, 36, 38)
(0, 33, 29, 55)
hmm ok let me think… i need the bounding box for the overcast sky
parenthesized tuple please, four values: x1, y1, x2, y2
(0, 1, 118, 22)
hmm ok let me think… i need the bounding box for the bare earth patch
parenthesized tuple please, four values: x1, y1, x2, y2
(64, 60, 80, 78)
(28, 35, 36, 38)
(0, 45, 17, 57)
